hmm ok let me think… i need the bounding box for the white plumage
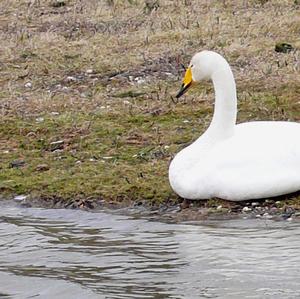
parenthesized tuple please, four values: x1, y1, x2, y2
(169, 51, 300, 201)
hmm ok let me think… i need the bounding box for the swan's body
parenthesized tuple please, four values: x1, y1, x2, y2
(169, 51, 300, 201)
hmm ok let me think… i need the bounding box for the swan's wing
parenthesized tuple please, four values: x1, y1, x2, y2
(210, 122, 300, 200)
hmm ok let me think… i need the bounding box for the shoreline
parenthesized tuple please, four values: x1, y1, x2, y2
(3, 193, 300, 223)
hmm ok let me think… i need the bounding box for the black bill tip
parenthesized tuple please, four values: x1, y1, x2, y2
(176, 82, 192, 99)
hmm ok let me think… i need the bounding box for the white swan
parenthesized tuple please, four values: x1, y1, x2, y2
(169, 51, 300, 201)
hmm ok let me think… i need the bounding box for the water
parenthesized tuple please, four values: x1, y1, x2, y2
(0, 201, 300, 299)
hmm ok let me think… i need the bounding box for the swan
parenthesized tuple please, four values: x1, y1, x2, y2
(169, 50, 300, 201)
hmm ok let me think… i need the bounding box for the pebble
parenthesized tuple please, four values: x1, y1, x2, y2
(50, 140, 64, 151)
(14, 195, 27, 201)
(265, 199, 274, 203)
(270, 207, 278, 213)
(251, 202, 259, 207)
(24, 82, 32, 88)
(242, 206, 252, 212)
(135, 77, 145, 84)
(217, 205, 223, 210)
(66, 76, 77, 82)
(86, 69, 93, 74)
(263, 212, 273, 219)
(35, 164, 50, 172)
(9, 160, 25, 168)
(35, 117, 44, 123)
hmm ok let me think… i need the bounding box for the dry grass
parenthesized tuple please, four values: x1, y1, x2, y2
(0, 0, 299, 206)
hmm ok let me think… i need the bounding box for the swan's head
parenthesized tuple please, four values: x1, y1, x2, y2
(176, 51, 222, 98)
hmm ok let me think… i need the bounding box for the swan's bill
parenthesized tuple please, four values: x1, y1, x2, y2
(176, 67, 193, 98)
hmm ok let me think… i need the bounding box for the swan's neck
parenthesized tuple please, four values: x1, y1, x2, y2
(205, 63, 237, 139)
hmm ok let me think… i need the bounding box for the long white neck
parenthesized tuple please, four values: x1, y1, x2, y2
(205, 60, 237, 139)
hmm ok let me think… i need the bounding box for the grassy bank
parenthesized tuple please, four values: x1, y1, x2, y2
(0, 0, 300, 207)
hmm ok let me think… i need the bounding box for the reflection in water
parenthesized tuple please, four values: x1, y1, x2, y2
(0, 201, 300, 299)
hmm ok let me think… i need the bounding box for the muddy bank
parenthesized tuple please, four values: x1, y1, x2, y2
(4, 193, 300, 223)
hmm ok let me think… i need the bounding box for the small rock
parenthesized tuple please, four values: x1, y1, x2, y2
(35, 117, 44, 123)
(9, 160, 25, 168)
(14, 195, 27, 201)
(270, 207, 278, 213)
(86, 69, 93, 74)
(24, 82, 32, 88)
(50, 140, 64, 151)
(135, 77, 145, 84)
(242, 206, 252, 212)
(287, 217, 293, 222)
(217, 205, 223, 210)
(251, 202, 259, 207)
(265, 199, 274, 204)
(52, 149, 64, 154)
(183, 120, 190, 123)
(35, 164, 50, 172)
(263, 212, 273, 219)
(66, 76, 77, 82)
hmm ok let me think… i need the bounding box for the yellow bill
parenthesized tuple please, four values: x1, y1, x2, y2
(176, 67, 193, 98)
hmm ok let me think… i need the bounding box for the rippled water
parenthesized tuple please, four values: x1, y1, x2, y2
(0, 201, 300, 299)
